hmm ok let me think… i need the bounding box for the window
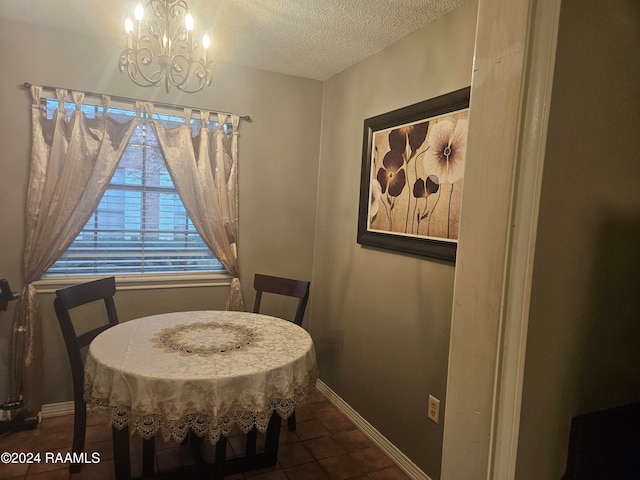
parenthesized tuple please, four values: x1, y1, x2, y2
(43, 99, 225, 277)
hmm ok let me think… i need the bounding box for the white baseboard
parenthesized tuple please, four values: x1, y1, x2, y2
(315, 380, 431, 480)
(41, 400, 74, 418)
(43, 383, 431, 480)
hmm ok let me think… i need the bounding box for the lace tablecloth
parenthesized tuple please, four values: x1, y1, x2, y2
(84, 310, 317, 444)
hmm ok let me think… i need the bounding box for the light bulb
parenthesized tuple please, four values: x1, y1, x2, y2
(202, 34, 211, 49)
(134, 3, 144, 21)
(124, 17, 133, 34)
(185, 13, 194, 31)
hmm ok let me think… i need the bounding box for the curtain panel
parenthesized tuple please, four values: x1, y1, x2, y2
(11, 86, 139, 416)
(151, 107, 243, 311)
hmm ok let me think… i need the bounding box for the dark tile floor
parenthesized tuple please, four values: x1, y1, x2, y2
(0, 388, 411, 480)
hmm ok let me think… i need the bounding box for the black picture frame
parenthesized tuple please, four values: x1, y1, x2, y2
(357, 87, 471, 262)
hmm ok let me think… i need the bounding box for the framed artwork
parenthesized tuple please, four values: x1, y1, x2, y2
(357, 87, 470, 262)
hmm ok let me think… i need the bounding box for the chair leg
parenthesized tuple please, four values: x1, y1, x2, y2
(214, 437, 227, 480)
(142, 437, 155, 477)
(188, 432, 206, 477)
(112, 425, 132, 480)
(287, 410, 297, 432)
(264, 413, 282, 466)
(69, 400, 87, 473)
(245, 428, 257, 458)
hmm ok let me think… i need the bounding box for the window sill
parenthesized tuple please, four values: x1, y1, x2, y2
(34, 272, 232, 294)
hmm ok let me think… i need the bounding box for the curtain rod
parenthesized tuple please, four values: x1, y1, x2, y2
(22, 82, 251, 122)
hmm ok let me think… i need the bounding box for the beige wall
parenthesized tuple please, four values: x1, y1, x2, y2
(0, 19, 322, 404)
(310, 4, 477, 478)
(516, 1, 640, 478)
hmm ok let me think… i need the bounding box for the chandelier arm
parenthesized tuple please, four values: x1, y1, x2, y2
(167, 53, 194, 84)
(166, 62, 209, 94)
(171, 59, 212, 94)
(119, 48, 165, 88)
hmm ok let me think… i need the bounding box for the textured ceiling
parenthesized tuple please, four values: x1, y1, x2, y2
(0, 0, 470, 80)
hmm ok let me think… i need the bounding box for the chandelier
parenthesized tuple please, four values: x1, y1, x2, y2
(119, 0, 212, 93)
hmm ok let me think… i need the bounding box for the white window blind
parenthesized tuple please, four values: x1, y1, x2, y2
(44, 99, 225, 277)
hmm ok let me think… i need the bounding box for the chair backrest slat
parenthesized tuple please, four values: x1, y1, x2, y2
(55, 277, 117, 311)
(252, 273, 310, 327)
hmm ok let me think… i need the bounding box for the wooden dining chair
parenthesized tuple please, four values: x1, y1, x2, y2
(53, 276, 120, 473)
(252, 273, 311, 433)
(252, 273, 311, 327)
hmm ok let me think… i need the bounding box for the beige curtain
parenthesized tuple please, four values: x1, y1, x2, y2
(11, 86, 139, 416)
(151, 108, 243, 310)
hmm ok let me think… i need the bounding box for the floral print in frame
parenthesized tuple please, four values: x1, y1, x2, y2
(357, 87, 470, 262)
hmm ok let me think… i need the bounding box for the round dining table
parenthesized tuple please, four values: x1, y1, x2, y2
(84, 310, 317, 479)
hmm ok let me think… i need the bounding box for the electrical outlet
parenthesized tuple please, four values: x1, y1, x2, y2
(428, 395, 440, 424)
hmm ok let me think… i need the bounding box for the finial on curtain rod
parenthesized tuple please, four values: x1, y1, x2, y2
(21, 83, 251, 122)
